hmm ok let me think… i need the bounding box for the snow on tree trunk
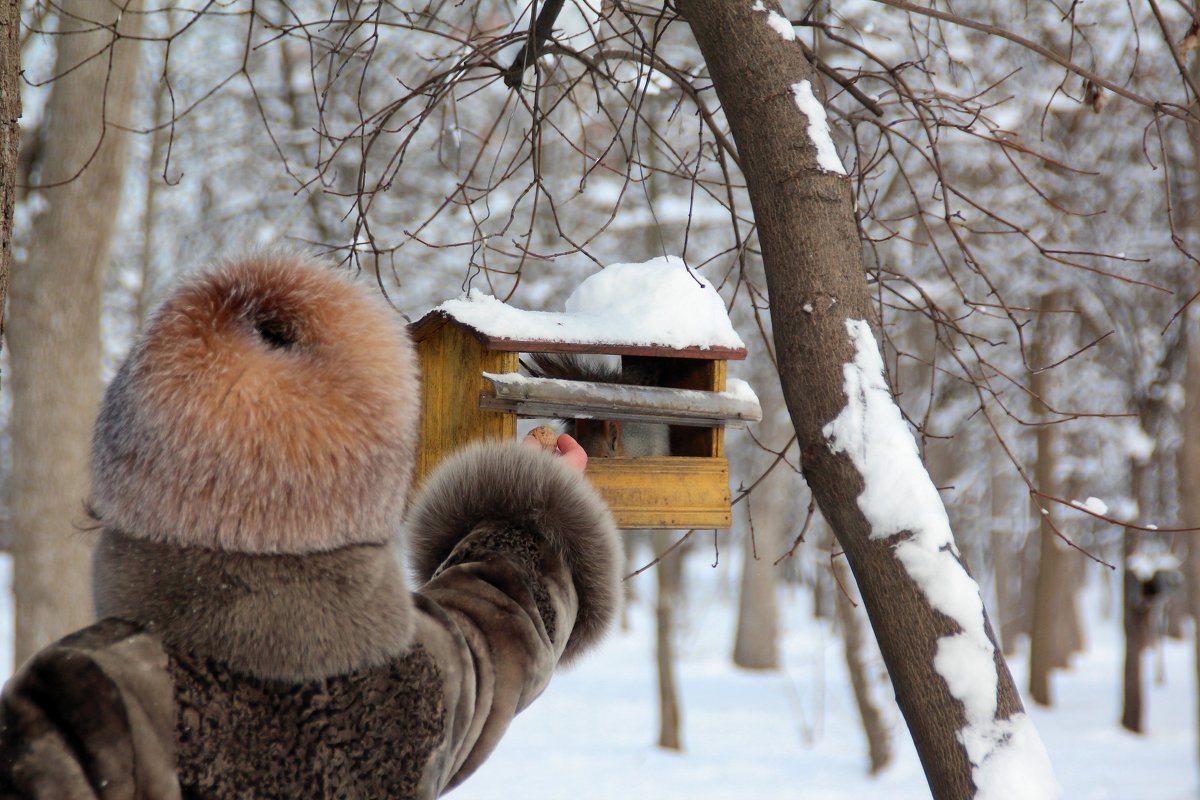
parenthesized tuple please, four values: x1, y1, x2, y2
(675, 1, 1058, 796)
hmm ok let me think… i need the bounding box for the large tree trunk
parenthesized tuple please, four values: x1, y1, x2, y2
(8, 0, 142, 667)
(675, 2, 1055, 796)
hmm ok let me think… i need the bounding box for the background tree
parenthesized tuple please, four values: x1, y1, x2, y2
(0, 0, 17, 377)
(8, 0, 142, 665)
(832, 551, 893, 774)
(732, 392, 791, 670)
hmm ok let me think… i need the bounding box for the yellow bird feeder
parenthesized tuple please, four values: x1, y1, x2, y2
(408, 261, 761, 530)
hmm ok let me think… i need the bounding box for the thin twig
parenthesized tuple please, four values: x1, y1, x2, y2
(626, 530, 696, 579)
(870, 0, 1197, 124)
(775, 497, 818, 565)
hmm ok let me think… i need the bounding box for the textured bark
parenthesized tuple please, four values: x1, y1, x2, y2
(0, 0, 17, 360)
(675, 2, 1031, 796)
(8, 0, 142, 666)
(833, 556, 893, 774)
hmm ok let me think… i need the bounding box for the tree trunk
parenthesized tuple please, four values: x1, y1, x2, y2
(133, 60, 177, 334)
(732, 433, 787, 670)
(1028, 292, 1074, 705)
(1182, 315, 1200, 759)
(1120, 392, 1167, 733)
(833, 555, 893, 774)
(1182, 19, 1200, 764)
(990, 442, 1024, 656)
(675, 2, 1054, 796)
(1121, 525, 1149, 733)
(732, 521, 780, 669)
(8, 0, 142, 667)
(0, 0, 17, 365)
(653, 531, 684, 751)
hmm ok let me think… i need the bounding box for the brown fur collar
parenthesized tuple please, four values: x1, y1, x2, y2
(93, 529, 415, 682)
(91, 253, 420, 555)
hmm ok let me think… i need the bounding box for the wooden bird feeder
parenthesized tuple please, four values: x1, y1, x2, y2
(409, 284, 761, 530)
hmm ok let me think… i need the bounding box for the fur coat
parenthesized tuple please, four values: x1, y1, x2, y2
(0, 255, 621, 799)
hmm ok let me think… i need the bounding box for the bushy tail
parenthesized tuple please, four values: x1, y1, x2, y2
(524, 352, 660, 387)
(523, 353, 670, 458)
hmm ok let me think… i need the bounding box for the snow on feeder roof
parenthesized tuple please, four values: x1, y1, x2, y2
(411, 256, 746, 360)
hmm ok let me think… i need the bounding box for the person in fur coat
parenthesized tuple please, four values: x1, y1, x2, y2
(0, 253, 622, 799)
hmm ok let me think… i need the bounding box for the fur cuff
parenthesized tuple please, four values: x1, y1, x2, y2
(406, 440, 621, 664)
(94, 530, 416, 682)
(90, 253, 420, 555)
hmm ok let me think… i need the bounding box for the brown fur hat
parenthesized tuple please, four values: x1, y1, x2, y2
(91, 253, 420, 554)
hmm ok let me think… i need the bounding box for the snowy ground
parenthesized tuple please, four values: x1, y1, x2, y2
(448, 555, 1197, 800)
(0, 552, 1194, 799)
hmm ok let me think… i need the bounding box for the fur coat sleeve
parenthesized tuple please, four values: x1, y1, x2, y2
(0, 620, 180, 800)
(404, 439, 621, 793)
(0, 439, 620, 800)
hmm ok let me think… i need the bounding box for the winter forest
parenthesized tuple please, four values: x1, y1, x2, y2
(2, 0, 1200, 797)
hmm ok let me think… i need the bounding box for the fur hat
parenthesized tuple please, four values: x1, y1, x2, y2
(91, 253, 420, 554)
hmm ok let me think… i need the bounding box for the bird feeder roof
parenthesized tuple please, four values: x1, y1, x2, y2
(409, 256, 748, 360)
